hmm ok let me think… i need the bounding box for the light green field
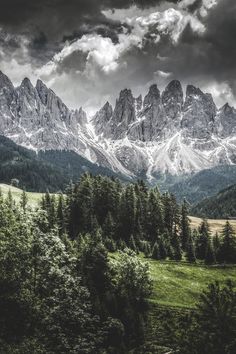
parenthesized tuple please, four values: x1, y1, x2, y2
(147, 259, 236, 309)
(190, 215, 236, 233)
(0, 183, 43, 208)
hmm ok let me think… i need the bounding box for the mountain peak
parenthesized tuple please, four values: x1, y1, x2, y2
(103, 101, 112, 110)
(20, 77, 35, 93)
(186, 84, 203, 97)
(119, 88, 133, 101)
(166, 79, 182, 91)
(162, 80, 183, 119)
(148, 84, 160, 96)
(0, 71, 14, 90)
(36, 79, 50, 105)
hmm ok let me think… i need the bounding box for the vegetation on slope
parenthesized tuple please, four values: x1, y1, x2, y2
(0, 136, 129, 193)
(166, 165, 236, 204)
(192, 183, 236, 218)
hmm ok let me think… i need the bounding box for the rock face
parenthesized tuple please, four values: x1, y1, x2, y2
(0, 71, 236, 180)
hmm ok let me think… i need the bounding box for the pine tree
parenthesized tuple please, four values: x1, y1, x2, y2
(180, 199, 191, 250)
(147, 189, 163, 242)
(57, 193, 66, 236)
(152, 242, 160, 260)
(213, 232, 221, 262)
(144, 242, 151, 258)
(186, 233, 196, 263)
(159, 237, 167, 260)
(20, 189, 28, 213)
(218, 221, 236, 263)
(205, 239, 216, 265)
(119, 185, 137, 242)
(196, 219, 211, 260)
(171, 226, 182, 261)
(129, 235, 137, 253)
(102, 212, 115, 240)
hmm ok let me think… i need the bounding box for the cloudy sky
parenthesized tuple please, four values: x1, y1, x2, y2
(0, 0, 235, 114)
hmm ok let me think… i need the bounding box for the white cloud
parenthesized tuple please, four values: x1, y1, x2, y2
(0, 29, 37, 85)
(155, 70, 172, 78)
(201, 81, 236, 108)
(39, 6, 206, 80)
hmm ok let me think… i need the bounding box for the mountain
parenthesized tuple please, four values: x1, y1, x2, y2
(0, 135, 128, 192)
(0, 71, 236, 181)
(167, 165, 236, 204)
(192, 183, 236, 219)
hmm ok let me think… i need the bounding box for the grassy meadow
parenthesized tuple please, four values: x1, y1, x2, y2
(147, 258, 236, 309)
(0, 183, 43, 208)
(190, 215, 236, 233)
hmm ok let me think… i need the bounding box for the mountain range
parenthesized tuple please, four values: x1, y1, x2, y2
(0, 70, 236, 182)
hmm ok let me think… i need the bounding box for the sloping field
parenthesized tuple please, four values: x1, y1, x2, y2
(0, 184, 43, 208)
(147, 259, 236, 308)
(190, 215, 236, 233)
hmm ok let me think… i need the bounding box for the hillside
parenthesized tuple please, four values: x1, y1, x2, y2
(192, 184, 236, 219)
(147, 259, 236, 308)
(0, 183, 43, 208)
(167, 165, 236, 204)
(0, 136, 127, 192)
(0, 135, 69, 192)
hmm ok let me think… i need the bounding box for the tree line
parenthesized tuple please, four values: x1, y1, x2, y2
(41, 173, 236, 265)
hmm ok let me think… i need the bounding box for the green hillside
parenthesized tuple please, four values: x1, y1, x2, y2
(147, 259, 236, 308)
(164, 165, 236, 204)
(0, 135, 128, 193)
(192, 183, 236, 218)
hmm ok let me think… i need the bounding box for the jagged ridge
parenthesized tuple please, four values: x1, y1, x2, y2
(0, 71, 236, 179)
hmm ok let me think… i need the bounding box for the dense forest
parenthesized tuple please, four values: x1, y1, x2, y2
(0, 174, 235, 353)
(40, 173, 236, 265)
(192, 183, 236, 219)
(0, 136, 126, 192)
(167, 165, 236, 204)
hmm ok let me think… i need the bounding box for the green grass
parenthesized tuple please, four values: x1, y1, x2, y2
(146, 258, 236, 309)
(0, 183, 44, 208)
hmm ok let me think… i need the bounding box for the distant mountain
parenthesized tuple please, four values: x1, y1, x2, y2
(0, 136, 127, 192)
(0, 70, 236, 180)
(167, 165, 236, 204)
(192, 183, 236, 219)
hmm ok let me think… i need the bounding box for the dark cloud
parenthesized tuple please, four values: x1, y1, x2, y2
(0, 0, 176, 32)
(1, 0, 236, 110)
(0, 0, 177, 64)
(152, 0, 236, 100)
(186, 0, 202, 13)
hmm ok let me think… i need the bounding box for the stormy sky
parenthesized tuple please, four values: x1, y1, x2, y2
(0, 0, 235, 114)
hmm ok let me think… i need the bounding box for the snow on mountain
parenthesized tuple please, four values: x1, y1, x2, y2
(0, 70, 236, 180)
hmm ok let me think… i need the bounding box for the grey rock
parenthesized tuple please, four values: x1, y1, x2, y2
(215, 103, 236, 138)
(182, 85, 216, 140)
(0, 70, 236, 178)
(93, 101, 113, 136)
